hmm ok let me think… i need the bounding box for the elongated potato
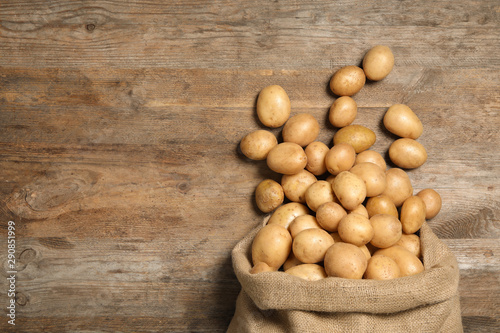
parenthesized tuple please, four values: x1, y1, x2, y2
(389, 138, 427, 169)
(252, 224, 292, 270)
(374, 245, 424, 277)
(333, 171, 367, 211)
(267, 202, 310, 229)
(400, 196, 426, 234)
(267, 142, 308, 175)
(333, 125, 376, 153)
(256, 85, 291, 128)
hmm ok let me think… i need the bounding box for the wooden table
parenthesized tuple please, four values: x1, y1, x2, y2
(0, 1, 498, 332)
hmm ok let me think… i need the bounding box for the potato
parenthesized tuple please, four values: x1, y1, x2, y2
(338, 213, 374, 247)
(364, 255, 400, 280)
(395, 233, 421, 258)
(369, 214, 402, 248)
(283, 250, 303, 271)
(374, 245, 424, 277)
(267, 202, 310, 229)
(305, 180, 335, 212)
(267, 142, 308, 175)
(365, 195, 399, 218)
(256, 85, 291, 128)
(389, 138, 427, 169)
(329, 96, 357, 127)
(333, 171, 367, 211)
(281, 169, 317, 203)
(354, 150, 387, 171)
(288, 214, 322, 238)
(362, 45, 395, 81)
(333, 125, 376, 153)
(255, 179, 284, 213)
(285, 263, 327, 281)
(400, 196, 426, 234)
(329, 231, 343, 243)
(304, 141, 329, 176)
(324, 242, 368, 279)
(359, 244, 372, 261)
(250, 261, 275, 274)
(316, 201, 347, 232)
(240, 130, 278, 160)
(325, 143, 356, 176)
(383, 104, 423, 139)
(282, 113, 320, 147)
(252, 224, 292, 269)
(417, 188, 442, 219)
(293, 228, 335, 264)
(347, 204, 369, 219)
(330, 65, 366, 97)
(381, 168, 413, 207)
(350, 162, 387, 197)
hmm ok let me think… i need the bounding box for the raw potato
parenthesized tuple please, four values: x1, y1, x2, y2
(267, 202, 310, 229)
(382, 168, 413, 207)
(240, 130, 278, 160)
(349, 162, 387, 197)
(325, 143, 356, 176)
(267, 142, 307, 175)
(347, 204, 369, 219)
(292, 228, 335, 264)
(316, 201, 347, 232)
(354, 150, 387, 171)
(338, 213, 374, 247)
(417, 188, 442, 219)
(369, 214, 402, 248)
(324, 242, 368, 279)
(362, 45, 395, 81)
(333, 125, 376, 153)
(256, 85, 291, 128)
(330, 65, 366, 97)
(359, 244, 372, 261)
(304, 141, 329, 176)
(252, 224, 292, 269)
(395, 234, 421, 258)
(365, 195, 399, 218)
(364, 255, 401, 280)
(400, 196, 426, 234)
(288, 214, 322, 238)
(305, 180, 335, 212)
(383, 104, 423, 139)
(281, 170, 317, 203)
(283, 251, 303, 271)
(333, 171, 367, 211)
(329, 96, 357, 127)
(250, 261, 275, 274)
(374, 245, 424, 277)
(255, 179, 284, 213)
(389, 138, 427, 169)
(282, 113, 320, 147)
(285, 264, 327, 281)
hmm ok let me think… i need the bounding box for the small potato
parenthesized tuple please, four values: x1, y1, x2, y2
(359, 244, 372, 261)
(240, 130, 278, 160)
(288, 214, 322, 238)
(389, 138, 427, 169)
(347, 204, 369, 219)
(283, 250, 303, 271)
(333, 171, 367, 211)
(267, 142, 308, 175)
(364, 255, 401, 280)
(329, 96, 357, 127)
(267, 202, 310, 229)
(316, 201, 347, 232)
(252, 224, 292, 269)
(324, 242, 368, 279)
(250, 261, 275, 274)
(350, 162, 387, 197)
(325, 143, 356, 176)
(304, 141, 329, 176)
(374, 245, 424, 277)
(305, 180, 335, 212)
(293, 228, 335, 264)
(354, 150, 387, 171)
(330, 65, 366, 97)
(256, 85, 291, 128)
(417, 188, 442, 219)
(400, 196, 426, 234)
(282, 113, 320, 147)
(383, 104, 423, 139)
(369, 214, 402, 248)
(333, 125, 376, 153)
(395, 233, 421, 258)
(281, 169, 317, 203)
(362, 45, 395, 81)
(365, 195, 399, 218)
(329, 231, 343, 243)
(255, 179, 284, 213)
(338, 213, 374, 247)
(285, 263, 327, 281)
(382, 168, 413, 207)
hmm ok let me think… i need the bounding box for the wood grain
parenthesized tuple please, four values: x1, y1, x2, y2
(0, 0, 499, 332)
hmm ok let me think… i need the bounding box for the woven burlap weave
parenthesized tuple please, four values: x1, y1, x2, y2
(228, 219, 462, 333)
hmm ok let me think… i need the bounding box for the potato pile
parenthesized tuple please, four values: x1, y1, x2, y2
(240, 45, 442, 281)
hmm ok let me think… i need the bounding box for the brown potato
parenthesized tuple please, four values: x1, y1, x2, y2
(349, 162, 387, 197)
(252, 224, 292, 269)
(381, 168, 413, 207)
(282, 113, 320, 147)
(250, 261, 275, 274)
(333, 171, 367, 211)
(267, 202, 310, 229)
(333, 125, 376, 153)
(347, 204, 369, 219)
(389, 138, 427, 169)
(354, 150, 387, 171)
(329, 96, 357, 127)
(255, 179, 284, 213)
(338, 213, 374, 247)
(240, 130, 278, 160)
(325, 143, 356, 176)
(365, 195, 399, 218)
(281, 169, 317, 203)
(369, 214, 402, 248)
(285, 263, 327, 281)
(292, 228, 335, 264)
(316, 201, 347, 232)
(374, 245, 424, 277)
(400, 196, 426, 234)
(324, 242, 368, 279)
(288, 214, 322, 238)
(359, 244, 372, 261)
(364, 255, 401, 280)
(305, 180, 335, 212)
(304, 141, 329, 176)
(362, 45, 395, 81)
(395, 234, 421, 258)
(267, 142, 308, 175)
(330, 65, 366, 97)
(383, 104, 423, 139)
(256, 85, 291, 128)
(283, 251, 303, 271)
(416, 188, 442, 219)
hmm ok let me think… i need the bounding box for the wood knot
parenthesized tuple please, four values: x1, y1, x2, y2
(19, 248, 37, 264)
(86, 24, 96, 32)
(16, 292, 28, 306)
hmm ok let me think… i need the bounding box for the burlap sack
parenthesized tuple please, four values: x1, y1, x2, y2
(228, 218, 462, 333)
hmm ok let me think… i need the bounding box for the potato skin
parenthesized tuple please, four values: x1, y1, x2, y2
(281, 169, 317, 203)
(350, 162, 387, 197)
(389, 138, 427, 169)
(383, 104, 423, 139)
(324, 242, 368, 279)
(362, 45, 395, 81)
(325, 143, 356, 176)
(292, 228, 335, 264)
(369, 214, 402, 249)
(267, 142, 308, 175)
(417, 188, 442, 219)
(240, 130, 278, 160)
(329, 96, 357, 127)
(252, 224, 292, 269)
(330, 66, 366, 97)
(381, 168, 413, 207)
(364, 255, 401, 280)
(333, 125, 376, 153)
(250, 261, 275, 274)
(255, 179, 284, 213)
(316, 201, 347, 232)
(333, 171, 367, 211)
(285, 263, 327, 281)
(400, 196, 426, 234)
(365, 195, 399, 218)
(374, 245, 424, 277)
(267, 202, 310, 229)
(282, 113, 320, 147)
(395, 233, 421, 258)
(288, 214, 322, 239)
(304, 141, 329, 176)
(354, 150, 387, 171)
(305, 180, 335, 212)
(338, 213, 374, 247)
(256, 85, 291, 128)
